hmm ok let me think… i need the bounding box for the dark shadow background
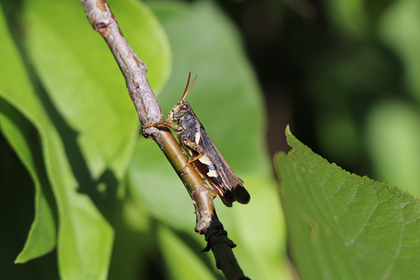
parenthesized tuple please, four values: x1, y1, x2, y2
(215, 0, 405, 180)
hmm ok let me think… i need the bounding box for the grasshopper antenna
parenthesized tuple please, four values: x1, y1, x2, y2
(181, 72, 198, 101)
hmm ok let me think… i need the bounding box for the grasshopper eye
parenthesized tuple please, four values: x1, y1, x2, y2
(181, 104, 189, 110)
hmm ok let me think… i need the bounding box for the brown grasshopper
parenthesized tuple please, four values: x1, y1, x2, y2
(143, 73, 250, 207)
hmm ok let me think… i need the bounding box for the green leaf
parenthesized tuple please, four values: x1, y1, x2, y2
(129, 2, 291, 279)
(0, 103, 56, 263)
(0, 4, 55, 264)
(23, 0, 170, 180)
(0, 2, 114, 279)
(275, 126, 420, 280)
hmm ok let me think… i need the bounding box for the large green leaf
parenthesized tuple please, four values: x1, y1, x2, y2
(0, 2, 134, 279)
(0, 4, 55, 264)
(0, 21, 112, 280)
(275, 126, 420, 280)
(0, 0, 170, 278)
(23, 0, 170, 180)
(129, 2, 291, 279)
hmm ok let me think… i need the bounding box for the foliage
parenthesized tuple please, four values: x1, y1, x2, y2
(276, 127, 420, 280)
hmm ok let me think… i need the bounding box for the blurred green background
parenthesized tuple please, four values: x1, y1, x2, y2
(1, 0, 420, 279)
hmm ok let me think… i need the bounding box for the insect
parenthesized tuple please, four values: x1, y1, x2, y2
(143, 73, 250, 207)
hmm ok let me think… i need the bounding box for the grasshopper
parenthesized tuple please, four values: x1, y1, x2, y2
(143, 73, 250, 207)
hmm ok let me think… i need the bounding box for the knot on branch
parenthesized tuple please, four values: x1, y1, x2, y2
(82, 0, 114, 32)
(93, 19, 113, 32)
(202, 219, 236, 252)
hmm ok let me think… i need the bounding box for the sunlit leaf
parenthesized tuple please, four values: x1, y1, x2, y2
(23, 0, 170, 180)
(1, 2, 113, 279)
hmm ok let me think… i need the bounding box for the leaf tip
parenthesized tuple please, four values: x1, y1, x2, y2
(285, 124, 297, 150)
(14, 255, 23, 264)
(285, 124, 291, 136)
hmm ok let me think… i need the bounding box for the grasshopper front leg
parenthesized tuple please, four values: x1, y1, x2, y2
(142, 120, 186, 141)
(142, 122, 194, 176)
(142, 121, 182, 132)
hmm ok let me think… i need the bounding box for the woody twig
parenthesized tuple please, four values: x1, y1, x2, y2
(80, 0, 249, 279)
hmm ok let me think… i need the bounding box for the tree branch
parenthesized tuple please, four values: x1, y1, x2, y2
(80, 1, 249, 279)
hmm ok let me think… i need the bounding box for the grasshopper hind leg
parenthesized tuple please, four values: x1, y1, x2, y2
(179, 152, 204, 176)
(178, 136, 207, 176)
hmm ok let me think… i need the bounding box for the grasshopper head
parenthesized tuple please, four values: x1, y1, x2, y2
(167, 72, 197, 122)
(167, 100, 191, 121)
